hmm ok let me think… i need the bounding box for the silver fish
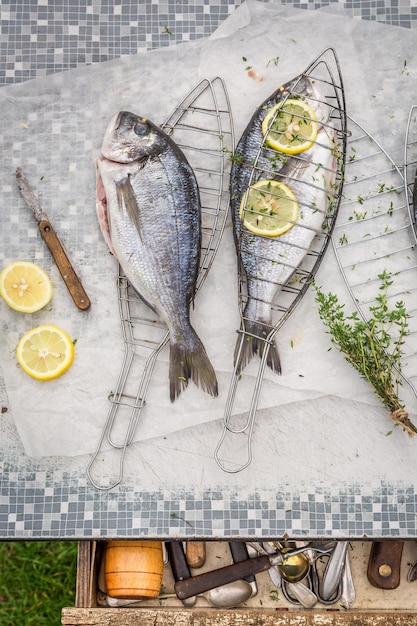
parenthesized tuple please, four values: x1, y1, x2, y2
(231, 76, 337, 374)
(96, 111, 218, 401)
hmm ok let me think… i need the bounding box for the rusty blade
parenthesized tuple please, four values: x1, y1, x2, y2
(15, 167, 49, 223)
(15, 167, 91, 311)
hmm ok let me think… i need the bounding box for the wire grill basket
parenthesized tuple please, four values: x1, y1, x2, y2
(87, 77, 234, 489)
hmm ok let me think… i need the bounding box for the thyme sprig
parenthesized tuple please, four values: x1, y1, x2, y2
(314, 270, 416, 437)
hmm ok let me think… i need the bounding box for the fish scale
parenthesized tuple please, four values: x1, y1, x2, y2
(96, 111, 218, 402)
(231, 75, 337, 375)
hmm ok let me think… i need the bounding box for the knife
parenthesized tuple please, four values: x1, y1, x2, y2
(15, 167, 91, 311)
(165, 541, 197, 607)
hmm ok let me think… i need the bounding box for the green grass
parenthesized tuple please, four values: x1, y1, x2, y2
(0, 541, 78, 626)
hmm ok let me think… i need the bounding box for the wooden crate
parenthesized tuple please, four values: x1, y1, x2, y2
(61, 541, 417, 626)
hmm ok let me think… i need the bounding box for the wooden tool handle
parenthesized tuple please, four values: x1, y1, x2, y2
(367, 540, 404, 589)
(174, 554, 270, 600)
(185, 541, 206, 569)
(166, 542, 192, 581)
(229, 541, 255, 583)
(39, 219, 91, 310)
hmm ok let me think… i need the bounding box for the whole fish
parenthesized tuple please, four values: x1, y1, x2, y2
(231, 75, 337, 374)
(96, 111, 218, 401)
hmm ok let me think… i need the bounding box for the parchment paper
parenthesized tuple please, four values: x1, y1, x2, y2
(1, 0, 417, 458)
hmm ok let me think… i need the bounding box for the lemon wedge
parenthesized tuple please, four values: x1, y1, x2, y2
(239, 179, 299, 237)
(0, 261, 53, 313)
(262, 98, 318, 155)
(16, 325, 75, 381)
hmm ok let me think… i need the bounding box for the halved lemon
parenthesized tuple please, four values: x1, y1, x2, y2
(262, 98, 318, 154)
(239, 179, 299, 237)
(16, 325, 75, 381)
(0, 261, 52, 313)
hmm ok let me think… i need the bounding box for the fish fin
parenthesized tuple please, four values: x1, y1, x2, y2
(234, 320, 281, 375)
(169, 329, 218, 402)
(130, 285, 159, 315)
(115, 175, 143, 241)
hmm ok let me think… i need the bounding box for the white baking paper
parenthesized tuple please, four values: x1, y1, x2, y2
(1, 1, 417, 459)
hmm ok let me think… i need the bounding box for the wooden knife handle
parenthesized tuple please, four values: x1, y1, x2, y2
(229, 541, 255, 583)
(166, 542, 192, 581)
(367, 540, 404, 589)
(165, 541, 197, 608)
(39, 219, 91, 310)
(185, 541, 206, 569)
(174, 554, 270, 600)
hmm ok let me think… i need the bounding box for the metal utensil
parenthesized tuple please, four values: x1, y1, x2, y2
(86, 76, 233, 490)
(207, 579, 252, 608)
(15, 167, 91, 311)
(283, 580, 318, 608)
(320, 541, 349, 601)
(214, 47, 347, 473)
(340, 547, 355, 609)
(174, 545, 310, 600)
(408, 561, 417, 582)
(278, 550, 310, 583)
(261, 542, 282, 588)
(167, 541, 253, 609)
(255, 541, 309, 584)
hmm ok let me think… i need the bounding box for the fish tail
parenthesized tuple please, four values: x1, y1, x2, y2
(234, 320, 281, 375)
(169, 329, 218, 402)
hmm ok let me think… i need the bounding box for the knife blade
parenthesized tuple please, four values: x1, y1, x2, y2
(15, 167, 91, 311)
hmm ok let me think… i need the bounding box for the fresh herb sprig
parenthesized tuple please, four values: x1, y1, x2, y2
(314, 270, 416, 437)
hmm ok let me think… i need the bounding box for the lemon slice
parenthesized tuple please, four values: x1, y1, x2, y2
(239, 179, 299, 237)
(16, 325, 75, 381)
(0, 261, 53, 313)
(262, 98, 318, 154)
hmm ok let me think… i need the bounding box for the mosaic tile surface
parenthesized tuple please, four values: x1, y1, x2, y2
(1, 0, 417, 539)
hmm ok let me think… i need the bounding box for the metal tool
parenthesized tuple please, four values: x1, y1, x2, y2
(207, 580, 252, 609)
(331, 108, 417, 426)
(340, 546, 355, 609)
(404, 105, 417, 233)
(214, 47, 347, 473)
(281, 576, 318, 608)
(261, 542, 282, 588)
(86, 76, 234, 489)
(241, 541, 318, 609)
(167, 541, 252, 609)
(250, 541, 309, 584)
(272, 540, 345, 607)
(407, 558, 417, 583)
(320, 540, 348, 601)
(15, 167, 91, 310)
(174, 545, 312, 600)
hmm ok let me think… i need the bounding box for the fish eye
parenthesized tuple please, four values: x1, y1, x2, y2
(133, 121, 148, 136)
